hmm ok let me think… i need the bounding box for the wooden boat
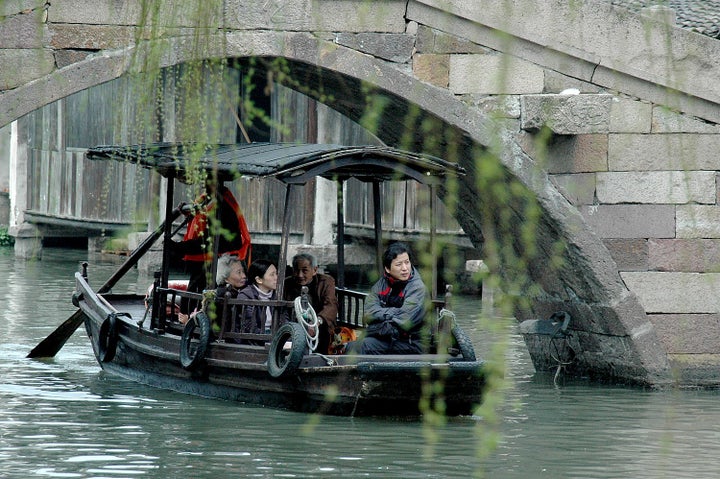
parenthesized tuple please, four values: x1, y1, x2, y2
(71, 142, 485, 417)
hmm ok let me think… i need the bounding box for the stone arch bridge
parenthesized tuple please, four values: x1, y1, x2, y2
(3, 0, 720, 387)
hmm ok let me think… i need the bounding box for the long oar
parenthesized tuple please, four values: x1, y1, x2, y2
(27, 208, 184, 358)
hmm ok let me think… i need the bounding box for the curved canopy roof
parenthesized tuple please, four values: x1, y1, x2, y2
(85, 142, 466, 185)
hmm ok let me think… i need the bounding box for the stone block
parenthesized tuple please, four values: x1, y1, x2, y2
(650, 314, 720, 354)
(603, 238, 648, 272)
(465, 94, 520, 119)
(449, 53, 544, 95)
(10, 223, 42, 259)
(0, 192, 9, 226)
(676, 205, 720, 239)
(415, 25, 487, 54)
(0, 9, 46, 48)
(621, 271, 720, 313)
(649, 239, 720, 273)
(54, 49, 93, 68)
(596, 171, 716, 204)
(668, 354, 720, 387)
(651, 106, 720, 134)
(413, 54, 449, 88)
(0, 49, 55, 90)
(550, 173, 596, 206)
(335, 33, 414, 63)
(521, 93, 612, 134)
(224, 0, 406, 33)
(49, 24, 136, 50)
(0, 0, 43, 17)
(49, 0, 221, 28)
(579, 204, 675, 239)
(518, 132, 608, 174)
(609, 97, 652, 133)
(608, 134, 720, 171)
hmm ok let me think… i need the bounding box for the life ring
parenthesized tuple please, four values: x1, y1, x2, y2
(98, 312, 129, 362)
(451, 325, 476, 361)
(267, 322, 307, 378)
(180, 311, 211, 370)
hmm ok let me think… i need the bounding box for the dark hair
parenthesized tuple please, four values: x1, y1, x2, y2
(247, 259, 276, 286)
(382, 242, 412, 269)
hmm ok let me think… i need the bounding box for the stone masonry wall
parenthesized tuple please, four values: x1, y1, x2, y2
(410, 0, 720, 380)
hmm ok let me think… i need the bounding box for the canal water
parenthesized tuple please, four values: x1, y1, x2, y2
(2, 247, 720, 478)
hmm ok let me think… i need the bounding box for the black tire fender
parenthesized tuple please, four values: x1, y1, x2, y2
(98, 313, 124, 362)
(267, 322, 307, 378)
(451, 325, 476, 361)
(180, 311, 211, 370)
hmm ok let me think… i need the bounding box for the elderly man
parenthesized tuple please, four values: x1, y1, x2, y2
(283, 253, 338, 354)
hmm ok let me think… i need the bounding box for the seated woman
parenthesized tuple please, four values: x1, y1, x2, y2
(349, 242, 428, 355)
(236, 259, 287, 343)
(215, 254, 247, 297)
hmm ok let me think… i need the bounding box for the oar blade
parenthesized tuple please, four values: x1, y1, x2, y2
(26, 310, 85, 358)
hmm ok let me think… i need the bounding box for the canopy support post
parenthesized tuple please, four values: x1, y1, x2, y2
(336, 179, 345, 289)
(373, 181, 382, 274)
(276, 183, 293, 305)
(430, 184, 438, 300)
(161, 175, 175, 290)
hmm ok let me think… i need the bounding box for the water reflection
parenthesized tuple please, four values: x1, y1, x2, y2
(2, 248, 720, 478)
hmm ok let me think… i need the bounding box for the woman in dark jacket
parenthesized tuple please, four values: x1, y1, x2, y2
(237, 259, 287, 338)
(354, 242, 428, 355)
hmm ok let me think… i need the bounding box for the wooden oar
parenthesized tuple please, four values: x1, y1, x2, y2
(26, 208, 184, 358)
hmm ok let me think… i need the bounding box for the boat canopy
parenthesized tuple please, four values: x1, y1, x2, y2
(85, 142, 466, 185)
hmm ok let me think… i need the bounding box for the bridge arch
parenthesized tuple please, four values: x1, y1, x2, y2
(0, 30, 672, 384)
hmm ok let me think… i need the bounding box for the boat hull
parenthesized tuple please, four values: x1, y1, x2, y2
(80, 295, 485, 417)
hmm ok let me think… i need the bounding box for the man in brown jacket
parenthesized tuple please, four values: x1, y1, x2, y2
(283, 253, 338, 354)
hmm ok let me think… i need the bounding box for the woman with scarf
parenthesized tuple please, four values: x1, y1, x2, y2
(237, 259, 287, 343)
(356, 242, 428, 355)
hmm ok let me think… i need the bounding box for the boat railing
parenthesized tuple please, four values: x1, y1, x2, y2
(335, 287, 449, 330)
(336, 287, 367, 328)
(213, 296, 296, 344)
(154, 287, 203, 331)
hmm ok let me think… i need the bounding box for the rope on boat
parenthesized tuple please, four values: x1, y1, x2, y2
(438, 307, 457, 327)
(294, 296, 319, 352)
